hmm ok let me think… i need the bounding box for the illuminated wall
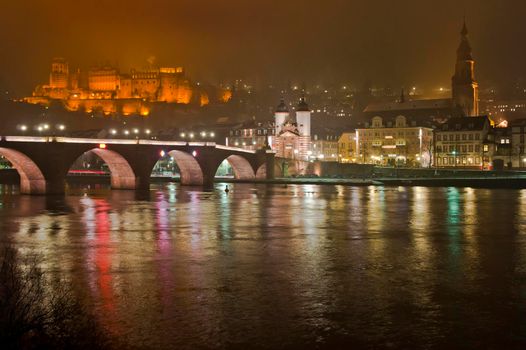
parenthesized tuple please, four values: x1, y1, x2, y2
(26, 58, 232, 114)
(88, 67, 120, 91)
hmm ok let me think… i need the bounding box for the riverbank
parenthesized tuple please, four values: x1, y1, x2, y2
(1, 169, 526, 189)
(220, 176, 526, 188)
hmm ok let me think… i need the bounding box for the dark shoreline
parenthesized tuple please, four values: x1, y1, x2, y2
(1, 169, 526, 189)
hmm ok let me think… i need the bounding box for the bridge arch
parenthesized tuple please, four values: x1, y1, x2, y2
(222, 155, 256, 180)
(0, 147, 47, 194)
(168, 150, 204, 185)
(69, 148, 137, 190)
(91, 148, 136, 189)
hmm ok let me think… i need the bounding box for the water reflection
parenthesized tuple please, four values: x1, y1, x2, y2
(1, 183, 526, 348)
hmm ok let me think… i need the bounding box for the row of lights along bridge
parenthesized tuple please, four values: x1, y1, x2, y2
(14, 124, 217, 141)
(17, 124, 66, 132)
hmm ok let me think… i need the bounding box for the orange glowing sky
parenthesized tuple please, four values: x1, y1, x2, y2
(0, 0, 525, 95)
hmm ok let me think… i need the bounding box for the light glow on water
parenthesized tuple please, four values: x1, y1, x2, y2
(1, 183, 526, 349)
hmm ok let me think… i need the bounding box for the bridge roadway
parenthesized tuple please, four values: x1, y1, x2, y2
(0, 136, 275, 195)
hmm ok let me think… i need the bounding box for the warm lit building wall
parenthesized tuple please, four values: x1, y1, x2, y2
(158, 69, 193, 104)
(434, 116, 493, 169)
(274, 133, 310, 160)
(80, 99, 118, 115)
(199, 92, 209, 106)
(49, 58, 69, 89)
(117, 76, 132, 99)
(356, 117, 433, 167)
(27, 58, 232, 111)
(311, 135, 339, 162)
(221, 89, 233, 103)
(226, 124, 274, 150)
(88, 67, 120, 91)
(227, 135, 268, 150)
(69, 69, 80, 90)
(131, 69, 160, 100)
(435, 131, 486, 168)
(338, 133, 357, 163)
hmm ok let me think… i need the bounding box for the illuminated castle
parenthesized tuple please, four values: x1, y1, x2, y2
(26, 58, 232, 116)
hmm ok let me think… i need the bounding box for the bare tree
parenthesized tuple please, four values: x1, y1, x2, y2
(0, 245, 112, 349)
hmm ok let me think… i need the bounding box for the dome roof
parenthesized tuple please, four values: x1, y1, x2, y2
(297, 96, 310, 112)
(276, 98, 289, 113)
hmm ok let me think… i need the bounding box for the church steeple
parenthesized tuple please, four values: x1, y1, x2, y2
(457, 18, 473, 62)
(461, 18, 468, 36)
(452, 19, 479, 116)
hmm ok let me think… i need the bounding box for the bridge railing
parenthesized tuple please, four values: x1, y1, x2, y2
(1, 136, 257, 153)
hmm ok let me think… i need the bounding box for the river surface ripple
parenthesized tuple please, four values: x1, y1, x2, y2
(1, 183, 526, 349)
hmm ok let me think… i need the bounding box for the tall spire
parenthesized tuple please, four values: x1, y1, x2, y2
(452, 17, 479, 117)
(461, 15, 468, 36)
(457, 18, 473, 61)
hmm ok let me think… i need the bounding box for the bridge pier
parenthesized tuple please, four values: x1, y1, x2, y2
(254, 149, 275, 180)
(45, 175, 67, 195)
(133, 167, 155, 191)
(264, 151, 275, 180)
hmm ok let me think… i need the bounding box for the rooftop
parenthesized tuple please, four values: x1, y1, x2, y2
(364, 98, 453, 113)
(439, 116, 491, 131)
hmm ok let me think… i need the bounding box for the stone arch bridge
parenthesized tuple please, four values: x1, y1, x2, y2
(0, 136, 275, 195)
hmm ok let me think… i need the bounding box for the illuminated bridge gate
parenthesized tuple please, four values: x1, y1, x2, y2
(0, 136, 275, 195)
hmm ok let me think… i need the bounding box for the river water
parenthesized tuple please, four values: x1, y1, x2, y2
(1, 183, 526, 349)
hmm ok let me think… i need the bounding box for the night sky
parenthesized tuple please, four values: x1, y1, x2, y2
(1, 0, 525, 95)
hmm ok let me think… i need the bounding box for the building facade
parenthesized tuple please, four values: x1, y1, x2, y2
(273, 97, 312, 160)
(273, 123, 311, 160)
(356, 116, 433, 167)
(500, 119, 526, 168)
(226, 122, 275, 151)
(434, 116, 494, 169)
(311, 134, 339, 162)
(338, 132, 358, 163)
